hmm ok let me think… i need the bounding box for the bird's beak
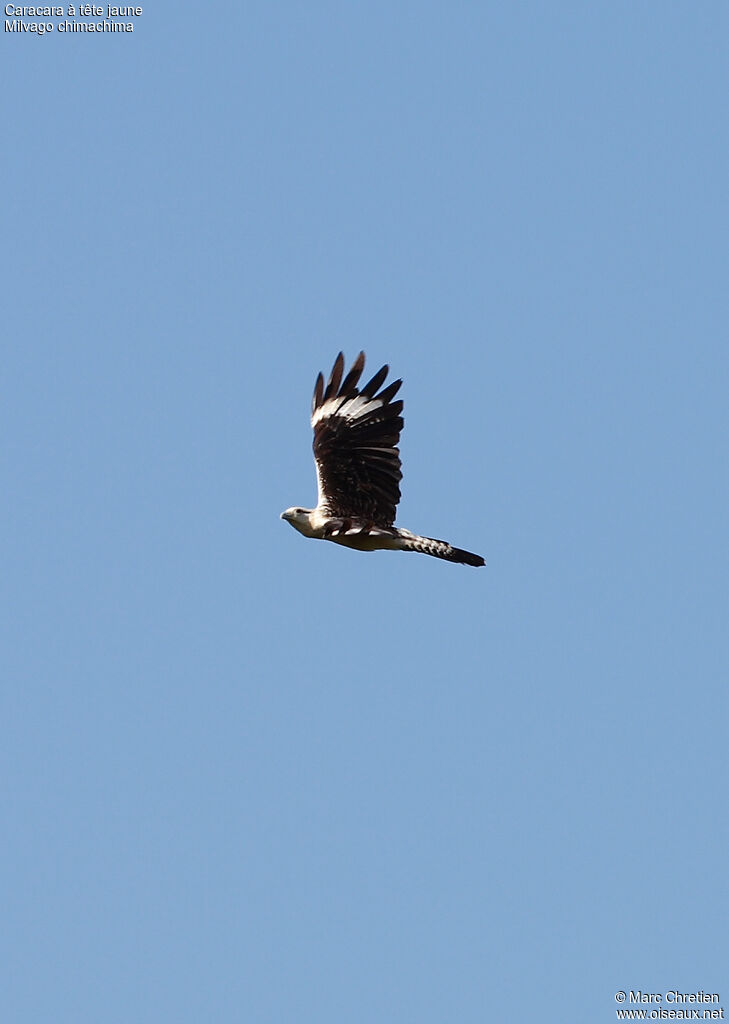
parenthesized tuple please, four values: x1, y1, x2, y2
(280, 511, 290, 521)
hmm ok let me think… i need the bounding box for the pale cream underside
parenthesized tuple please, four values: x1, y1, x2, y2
(293, 510, 411, 552)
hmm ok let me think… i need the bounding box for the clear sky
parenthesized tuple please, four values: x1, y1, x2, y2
(3, 4, 728, 1022)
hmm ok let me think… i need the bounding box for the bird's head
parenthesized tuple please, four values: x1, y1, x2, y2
(280, 507, 314, 534)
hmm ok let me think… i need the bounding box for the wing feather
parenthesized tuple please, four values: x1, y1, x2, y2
(323, 352, 344, 401)
(312, 372, 324, 416)
(376, 379, 403, 405)
(311, 353, 404, 526)
(338, 351, 366, 397)
(360, 364, 389, 398)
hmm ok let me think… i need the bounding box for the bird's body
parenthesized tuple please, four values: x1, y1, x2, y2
(281, 353, 485, 567)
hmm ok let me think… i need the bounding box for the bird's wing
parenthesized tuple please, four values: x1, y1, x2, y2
(311, 352, 403, 527)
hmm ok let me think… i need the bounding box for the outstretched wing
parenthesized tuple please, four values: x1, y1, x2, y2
(311, 352, 404, 526)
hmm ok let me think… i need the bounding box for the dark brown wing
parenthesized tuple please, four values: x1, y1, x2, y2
(311, 352, 404, 526)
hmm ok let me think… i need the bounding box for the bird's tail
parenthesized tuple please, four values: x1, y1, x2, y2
(399, 531, 485, 567)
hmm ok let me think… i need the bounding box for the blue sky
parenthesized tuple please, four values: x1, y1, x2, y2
(3, 4, 727, 1022)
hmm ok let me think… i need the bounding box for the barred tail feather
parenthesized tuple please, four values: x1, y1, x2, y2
(401, 532, 485, 567)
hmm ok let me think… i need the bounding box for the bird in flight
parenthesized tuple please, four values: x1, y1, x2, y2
(281, 353, 485, 567)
